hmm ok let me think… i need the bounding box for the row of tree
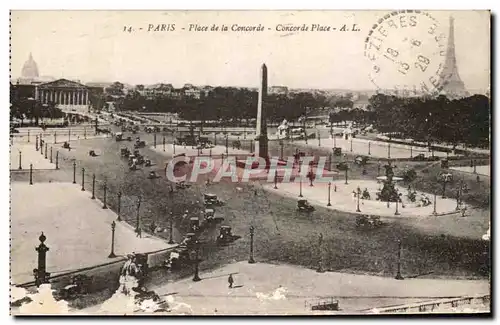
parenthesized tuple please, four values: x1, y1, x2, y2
(331, 94, 490, 148)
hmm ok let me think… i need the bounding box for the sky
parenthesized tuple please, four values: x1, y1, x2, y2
(10, 10, 490, 91)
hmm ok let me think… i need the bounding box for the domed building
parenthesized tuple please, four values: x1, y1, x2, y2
(21, 53, 39, 79)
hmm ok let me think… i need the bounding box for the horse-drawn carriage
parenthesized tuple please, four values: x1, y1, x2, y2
(297, 199, 315, 212)
(216, 226, 241, 245)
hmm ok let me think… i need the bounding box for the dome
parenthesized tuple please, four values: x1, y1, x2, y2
(21, 53, 39, 78)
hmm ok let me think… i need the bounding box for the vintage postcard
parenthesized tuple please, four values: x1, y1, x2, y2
(9, 10, 491, 315)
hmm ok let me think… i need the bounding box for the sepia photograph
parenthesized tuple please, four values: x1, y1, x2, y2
(9, 10, 491, 315)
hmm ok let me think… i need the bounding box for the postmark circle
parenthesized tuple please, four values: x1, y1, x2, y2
(364, 10, 450, 95)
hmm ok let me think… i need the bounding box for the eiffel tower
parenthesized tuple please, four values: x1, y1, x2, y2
(439, 16, 469, 99)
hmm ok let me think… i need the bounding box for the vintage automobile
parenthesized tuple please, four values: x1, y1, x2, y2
(216, 226, 241, 245)
(333, 147, 342, 156)
(134, 140, 146, 149)
(204, 193, 224, 206)
(412, 153, 426, 161)
(115, 132, 124, 142)
(147, 171, 160, 179)
(297, 199, 315, 212)
(355, 215, 383, 228)
(179, 232, 197, 249)
(354, 155, 369, 166)
(175, 181, 191, 189)
(189, 217, 200, 232)
(88, 150, 97, 157)
(121, 147, 131, 157)
(336, 162, 349, 171)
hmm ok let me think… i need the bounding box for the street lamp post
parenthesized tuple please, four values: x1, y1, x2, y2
(395, 239, 404, 280)
(18, 151, 22, 170)
(327, 182, 332, 206)
(117, 191, 122, 221)
(249, 226, 256, 264)
(192, 240, 201, 282)
(163, 136, 166, 152)
(274, 170, 278, 189)
(81, 168, 85, 191)
(388, 143, 391, 159)
(153, 133, 157, 148)
(29, 164, 33, 185)
(27, 130, 30, 143)
(34, 233, 50, 287)
(55, 151, 59, 169)
(298, 163, 303, 197)
(54, 132, 57, 144)
(225, 134, 229, 155)
(44, 143, 48, 159)
(72, 161, 76, 184)
(318, 131, 321, 147)
(91, 174, 96, 199)
(410, 146, 413, 158)
(108, 221, 117, 258)
(36, 135, 39, 151)
(103, 181, 108, 209)
(395, 191, 401, 215)
(368, 142, 371, 155)
(168, 212, 174, 244)
(135, 196, 142, 233)
(350, 138, 353, 152)
(40, 140, 44, 156)
(433, 192, 437, 215)
(50, 147, 53, 163)
(345, 166, 349, 185)
(356, 186, 361, 212)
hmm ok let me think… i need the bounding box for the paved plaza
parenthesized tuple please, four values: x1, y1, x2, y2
(11, 182, 173, 284)
(263, 179, 459, 218)
(84, 261, 489, 315)
(291, 137, 450, 159)
(450, 165, 490, 177)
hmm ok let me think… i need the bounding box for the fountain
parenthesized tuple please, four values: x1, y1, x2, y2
(376, 162, 403, 203)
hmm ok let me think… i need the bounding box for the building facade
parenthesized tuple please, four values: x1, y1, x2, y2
(36, 79, 91, 112)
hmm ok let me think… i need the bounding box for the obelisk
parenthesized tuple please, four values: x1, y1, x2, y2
(255, 63, 269, 160)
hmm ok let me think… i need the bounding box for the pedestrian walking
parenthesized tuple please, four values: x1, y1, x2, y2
(136, 227, 142, 238)
(228, 273, 234, 288)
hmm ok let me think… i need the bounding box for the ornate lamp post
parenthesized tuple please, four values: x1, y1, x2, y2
(327, 182, 332, 206)
(29, 163, 33, 185)
(102, 180, 108, 209)
(387, 143, 391, 159)
(91, 174, 96, 199)
(298, 162, 303, 197)
(410, 146, 413, 158)
(55, 151, 59, 169)
(318, 131, 321, 147)
(356, 186, 361, 212)
(249, 225, 256, 264)
(54, 132, 57, 144)
(345, 164, 349, 185)
(36, 135, 39, 151)
(34, 232, 50, 287)
(163, 136, 166, 152)
(350, 137, 353, 152)
(18, 150, 22, 170)
(192, 240, 201, 282)
(225, 134, 229, 155)
(117, 191, 122, 221)
(81, 168, 85, 191)
(368, 141, 371, 155)
(44, 143, 48, 159)
(135, 195, 142, 233)
(108, 221, 117, 258)
(433, 192, 437, 215)
(274, 170, 278, 189)
(395, 190, 401, 215)
(395, 239, 404, 280)
(72, 161, 76, 184)
(168, 211, 174, 244)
